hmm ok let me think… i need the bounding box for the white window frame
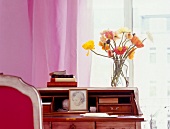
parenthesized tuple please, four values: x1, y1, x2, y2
(124, 0, 134, 86)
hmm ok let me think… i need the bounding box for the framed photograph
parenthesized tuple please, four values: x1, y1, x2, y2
(69, 89, 88, 111)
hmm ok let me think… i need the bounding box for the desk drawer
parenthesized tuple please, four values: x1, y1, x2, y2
(43, 122, 51, 129)
(96, 122, 135, 129)
(98, 105, 132, 113)
(52, 122, 95, 129)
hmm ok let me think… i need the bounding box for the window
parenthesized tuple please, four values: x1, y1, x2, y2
(150, 48, 156, 63)
(91, 0, 124, 87)
(149, 81, 157, 97)
(167, 81, 170, 96)
(168, 18, 170, 31)
(92, 0, 170, 128)
(167, 48, 170, 63)
(141, 15, 170, 33)
(134, 0, 170, 128)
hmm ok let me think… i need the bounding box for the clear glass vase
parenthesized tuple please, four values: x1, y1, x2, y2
(111, 59, 129, 87)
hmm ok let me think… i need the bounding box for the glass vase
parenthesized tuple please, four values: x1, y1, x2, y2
(111, 59, 129, 87)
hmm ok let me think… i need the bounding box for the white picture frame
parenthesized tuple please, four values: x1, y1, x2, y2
(69, 89, 88, 111)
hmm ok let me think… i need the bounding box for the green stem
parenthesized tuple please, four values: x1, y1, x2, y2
(123, 39, 130, 46)
(123, 45, 135, 59)
(111, 59, 129, 87)
(119, 33, 125, 46)
(91, 50, 109, 58)
(142, 38, 146, 42)
(111, 60, 124, 86)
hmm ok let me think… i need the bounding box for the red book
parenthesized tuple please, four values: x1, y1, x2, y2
(47, 82, 77, 87)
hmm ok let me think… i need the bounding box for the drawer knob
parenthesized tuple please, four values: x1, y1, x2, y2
(69, 124, 76, 129)
(110, 106, 119, 110)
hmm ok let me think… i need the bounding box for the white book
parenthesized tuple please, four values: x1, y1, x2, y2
(53, 78, 76, 82)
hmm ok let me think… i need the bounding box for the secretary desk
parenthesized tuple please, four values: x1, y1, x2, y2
(37, 87, 144, 129)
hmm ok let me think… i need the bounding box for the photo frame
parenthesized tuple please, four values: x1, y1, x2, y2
(69, 89, 88, 111)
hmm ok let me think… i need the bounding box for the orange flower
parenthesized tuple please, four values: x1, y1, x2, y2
(131, 35, 144, 48)
(125, 33, 132, 39)
(100, 35, 106, 43)
(128, 48, 136, 60)
(99, 42, 110, 50)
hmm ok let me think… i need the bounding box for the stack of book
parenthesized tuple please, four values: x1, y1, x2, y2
(47, 70, 77, 87)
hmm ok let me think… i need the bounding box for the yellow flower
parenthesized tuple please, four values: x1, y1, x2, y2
(113, 32, 120, 41)
(117, 27, 131, 34)
(82, 40, 95, 56)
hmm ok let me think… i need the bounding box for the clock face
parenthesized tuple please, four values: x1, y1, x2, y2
(62, 99, 69, 110)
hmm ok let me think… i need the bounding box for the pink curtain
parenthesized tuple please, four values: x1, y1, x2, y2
(0, 0, 93, 87)
(77, 1, 93, 87)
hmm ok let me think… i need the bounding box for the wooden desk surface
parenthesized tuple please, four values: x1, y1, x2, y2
(43, 115, 144, 122)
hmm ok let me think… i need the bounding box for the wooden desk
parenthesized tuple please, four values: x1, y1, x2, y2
(37, 87, 144, 129)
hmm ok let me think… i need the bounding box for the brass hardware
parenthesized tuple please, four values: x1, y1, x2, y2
(110, 106, 119, 110)
(69, 124, 76, 129)
(66, 118, 76, 121)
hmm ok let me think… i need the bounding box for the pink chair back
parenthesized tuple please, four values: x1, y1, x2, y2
(0, 74, 43, 129)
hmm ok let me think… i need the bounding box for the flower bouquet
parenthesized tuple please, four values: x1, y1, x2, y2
(82, 27, 152, 87)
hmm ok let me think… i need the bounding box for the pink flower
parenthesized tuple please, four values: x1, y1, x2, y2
(101, 30, 114, 40)
(104, 31, 114, 39)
